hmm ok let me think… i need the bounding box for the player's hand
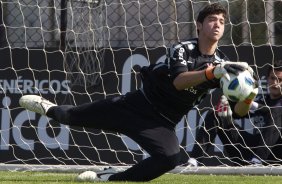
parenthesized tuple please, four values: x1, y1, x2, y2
(243, 87, 259, 105)
(205, 61, 249, 81)
(214, 61, 249, 80)
(243, 71, 259, 104)
(247, 65, 254, 76)
(216, 95, 232, 117)
(246, 66, 260, 83)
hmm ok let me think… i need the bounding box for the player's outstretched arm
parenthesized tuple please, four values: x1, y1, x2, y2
(173, 70, 207, 90)
(173, 61, 249, 91)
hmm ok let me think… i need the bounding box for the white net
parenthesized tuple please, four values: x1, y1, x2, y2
(0, 0, 282, 174)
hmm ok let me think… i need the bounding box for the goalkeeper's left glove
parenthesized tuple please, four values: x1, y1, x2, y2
(205, 61, 249, 81)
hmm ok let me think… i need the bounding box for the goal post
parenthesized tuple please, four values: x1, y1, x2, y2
(0, 0, 282, 175)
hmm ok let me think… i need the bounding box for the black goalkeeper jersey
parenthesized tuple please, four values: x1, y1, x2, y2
(141, 38, 228, 124)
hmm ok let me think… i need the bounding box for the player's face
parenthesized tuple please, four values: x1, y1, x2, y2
(267, 70, 282, 99)
(197, 13, 225, 42)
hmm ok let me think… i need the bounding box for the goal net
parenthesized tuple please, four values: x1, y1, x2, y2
(0, 0, 282, 174)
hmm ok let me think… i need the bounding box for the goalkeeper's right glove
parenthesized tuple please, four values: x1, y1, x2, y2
(243, 87, 259, 105)
(205, 61, 249, 81)
(216, 95, 232, 118)
(243, 72, 259, 105)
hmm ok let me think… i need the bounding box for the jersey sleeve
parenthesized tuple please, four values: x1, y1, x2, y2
(166, 43, 190, 79)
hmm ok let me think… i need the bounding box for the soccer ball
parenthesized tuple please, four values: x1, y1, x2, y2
(220, 70, 255, 102)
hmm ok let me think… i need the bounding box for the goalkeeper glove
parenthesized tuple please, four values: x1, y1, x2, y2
(243, 87, 259, 105)
(205, 61, 249, 81)
(216, 95, 234, 129)
(243, 73, 259, 105)
(247, 65, 254, 77)
(216, 95, 232, 118)
(187, 158, 198, 167)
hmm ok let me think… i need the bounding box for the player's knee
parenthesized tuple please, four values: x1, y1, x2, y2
(162, 152, 181, 170)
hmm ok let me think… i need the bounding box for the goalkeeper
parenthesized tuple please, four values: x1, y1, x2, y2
(19, 3, 256, 182)
(188, 61, 282, 166)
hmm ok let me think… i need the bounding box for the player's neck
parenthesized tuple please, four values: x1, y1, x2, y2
(198, 37, 218, 56)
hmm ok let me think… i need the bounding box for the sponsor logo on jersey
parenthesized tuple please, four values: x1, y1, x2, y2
(188, 43, 195, 50)
(185, 86, 197, 94)
(178, 47, 187, 65)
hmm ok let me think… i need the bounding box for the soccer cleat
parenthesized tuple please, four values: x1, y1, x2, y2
(187, 158, 198, 167)
(19, 95, 56, 115)
(249, 157, 262, 166)
(76, 167, 118, 182)
(76, 171, 98, 182)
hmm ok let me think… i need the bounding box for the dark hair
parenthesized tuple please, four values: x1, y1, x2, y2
(267, 60, 282, 76)
(197, 3, 227, 23)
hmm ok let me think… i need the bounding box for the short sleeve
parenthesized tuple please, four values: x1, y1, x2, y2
(167, 44, 190, 79)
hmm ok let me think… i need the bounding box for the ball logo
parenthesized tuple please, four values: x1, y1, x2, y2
(245, 76, 254, 86)
(228, 78, 239, 90)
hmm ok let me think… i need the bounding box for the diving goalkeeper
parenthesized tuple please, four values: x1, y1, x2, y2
(19, 3, 257, 182)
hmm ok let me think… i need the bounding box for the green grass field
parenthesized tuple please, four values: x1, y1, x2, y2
(1, 171, 282, 184)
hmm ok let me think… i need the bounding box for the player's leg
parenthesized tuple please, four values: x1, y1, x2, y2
(77, 114, 181, 182)
(45, 97, 131, 130)
(109, 124, 181, 181)
(19, 93, 139, 131)
(76, 95, 181, 182)
(20, 92, 180, 181)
